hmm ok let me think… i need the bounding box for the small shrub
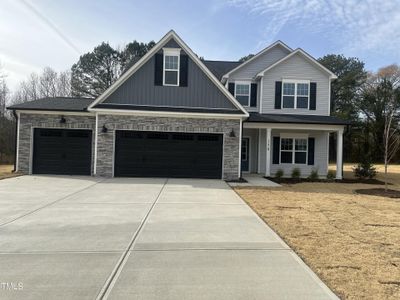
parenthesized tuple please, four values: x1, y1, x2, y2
(275, 169, 284, 178)
(353, 162, 377, 179)
(308, 169, 319, 181)
(291, 168, 301, 179)
(327, 170, 335, 180)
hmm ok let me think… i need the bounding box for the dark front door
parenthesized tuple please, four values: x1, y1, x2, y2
(241, 137, 249, 172)
(114, 130, 223, 179)
(33, 128, 92, 175)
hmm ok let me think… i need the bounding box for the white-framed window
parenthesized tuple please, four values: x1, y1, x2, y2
(282, 80, 310, 109)
(163, 48, 180, 86)
(280, 137, 308, 164)
(234, 82, 250, 106)
(280, 138, 293, 163)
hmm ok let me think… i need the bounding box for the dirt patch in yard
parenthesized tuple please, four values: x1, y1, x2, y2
(235, 181, 400, 299)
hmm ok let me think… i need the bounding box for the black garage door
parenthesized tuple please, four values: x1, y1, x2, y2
(33, 128, 92, 175)
(115, 131, 223, 179)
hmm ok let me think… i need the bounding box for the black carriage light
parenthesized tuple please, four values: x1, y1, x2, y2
(229, 129, 236, 137)
(102, 125, 108, 133)
(59, 116, 66, 124)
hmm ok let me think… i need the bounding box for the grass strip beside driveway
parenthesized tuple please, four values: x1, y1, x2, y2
(235, 181, 400, 299)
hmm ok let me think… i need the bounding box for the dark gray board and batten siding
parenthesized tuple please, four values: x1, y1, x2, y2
(103, 45, 237, 110)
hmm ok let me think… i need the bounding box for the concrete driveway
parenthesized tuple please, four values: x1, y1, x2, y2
(0, 176, 337, 300)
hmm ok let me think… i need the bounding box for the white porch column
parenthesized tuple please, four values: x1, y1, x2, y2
(93, 112, 98, 175)
(265, 128, 271, 177)
(336, 129, 343, 180)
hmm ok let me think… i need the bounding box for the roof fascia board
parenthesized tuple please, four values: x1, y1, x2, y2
(256, 49, 338, 79)
(222, 41, 292, 79)
(16, 110, 94, 116)
(91, 108, 247, 119)
(93, 102, 242, 111)
(243, 122, 345, 131)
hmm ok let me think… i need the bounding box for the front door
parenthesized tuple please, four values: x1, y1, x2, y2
(241, 137, 249, 172)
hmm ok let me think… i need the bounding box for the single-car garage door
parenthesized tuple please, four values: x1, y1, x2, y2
(33, 128, 92, 175)
(115, 130, 223, 179)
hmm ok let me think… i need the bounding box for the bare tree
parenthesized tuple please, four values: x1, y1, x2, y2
(0, 64, 14, 164)
(12, 67, 72, 104)
(0, 66, 8, 117)
(380, 66, 400, 190)
(39, 67, 58, 97)
(25, 73, 40, 101)
(57, 71, 72, 97)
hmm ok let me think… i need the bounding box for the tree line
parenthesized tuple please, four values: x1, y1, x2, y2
(1, 41, 399, 168)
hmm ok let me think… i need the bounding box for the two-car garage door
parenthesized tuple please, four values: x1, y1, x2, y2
(114, 130, 223, 179)
(32, 129, 223, 179)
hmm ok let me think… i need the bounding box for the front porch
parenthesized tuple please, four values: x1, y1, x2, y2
(241, 122, 344, 179)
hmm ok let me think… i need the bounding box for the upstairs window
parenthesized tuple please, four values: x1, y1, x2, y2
(235, 83, 250, 106)
(282, 83, 295, 108)
(296, 83, 309, 108)
(282, 81, 309, 109)
(163, 49, 180, 86)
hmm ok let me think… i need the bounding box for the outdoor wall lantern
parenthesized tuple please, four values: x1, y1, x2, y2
(229, 129, 236, 137)
(59, 116, 66, 124)
(102, 125, 108, 133)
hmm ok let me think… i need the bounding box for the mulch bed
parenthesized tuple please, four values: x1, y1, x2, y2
(355, 188, 400, 198)
(266, 177, 388, 185)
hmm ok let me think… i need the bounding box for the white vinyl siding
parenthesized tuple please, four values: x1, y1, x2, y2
(261, 52, 330, 115)
(272, 130, 328, 177)
(229, 45, 290, 80)
(257, 129, 329, 177)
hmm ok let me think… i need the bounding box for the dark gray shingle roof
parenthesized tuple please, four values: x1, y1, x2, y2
(247, 113, 350, 125)
(7, 97, 95, 112)
(203, 60, 242, 80)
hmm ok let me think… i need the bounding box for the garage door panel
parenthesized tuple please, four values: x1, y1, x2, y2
(33, 129, 92, 175)
(115, 131, 223, 179)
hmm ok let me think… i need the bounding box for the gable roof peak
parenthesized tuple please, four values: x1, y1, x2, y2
(222, 40, 292, 79)
(87, 30, 248, 116)
(256, 48, 338, 79)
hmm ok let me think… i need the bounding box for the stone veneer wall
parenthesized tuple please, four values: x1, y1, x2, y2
(96, 114, 241, 180)
(17, 113, 96, 174)
(17, 113, 241, 180)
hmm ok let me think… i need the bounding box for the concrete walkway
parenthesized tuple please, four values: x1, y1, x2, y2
(0, 176, 337, 299)
(228, 173, 281, 187)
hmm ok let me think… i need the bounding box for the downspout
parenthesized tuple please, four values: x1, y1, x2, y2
(241, 120, 244, 179)
(12, 110, 18, 173)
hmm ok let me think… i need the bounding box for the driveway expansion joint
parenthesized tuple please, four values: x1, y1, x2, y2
(96, 178, 168, 300)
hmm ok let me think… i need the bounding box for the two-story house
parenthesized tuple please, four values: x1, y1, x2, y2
(8, 30, 347, 180)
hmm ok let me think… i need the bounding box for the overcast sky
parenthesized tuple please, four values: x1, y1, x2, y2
(1, 0, 399, 92)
